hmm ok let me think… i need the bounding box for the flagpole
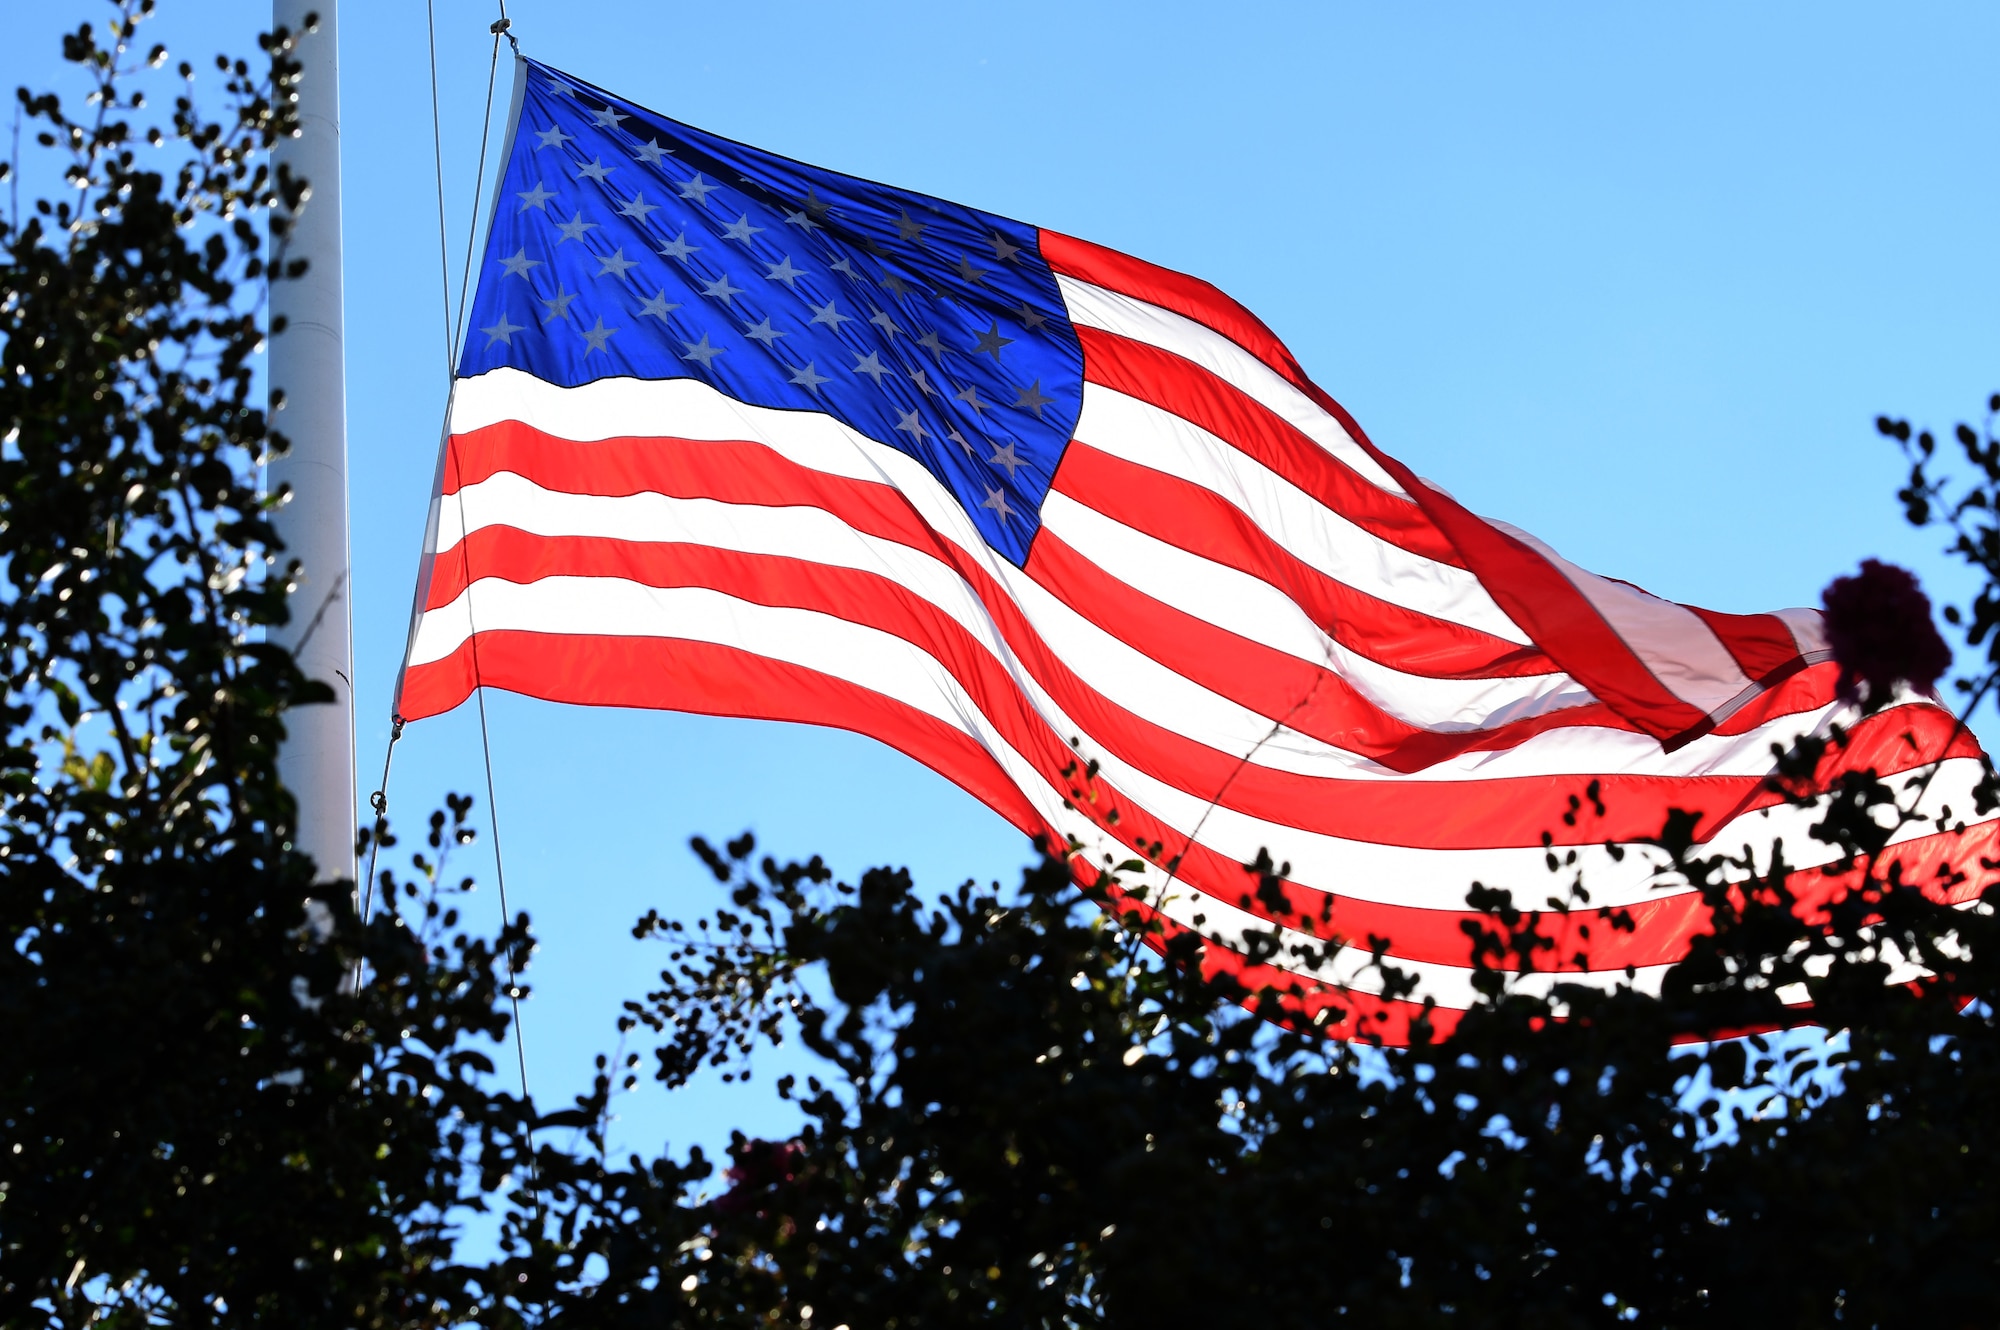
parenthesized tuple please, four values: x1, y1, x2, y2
(270, 0, 358, 888)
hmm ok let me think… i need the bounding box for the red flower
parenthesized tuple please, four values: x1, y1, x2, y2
(713, 1138, 804, 1216)
(1821, 559, 1952, 700)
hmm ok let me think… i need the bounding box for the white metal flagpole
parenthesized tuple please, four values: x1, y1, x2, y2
(269, 0, 358, 886)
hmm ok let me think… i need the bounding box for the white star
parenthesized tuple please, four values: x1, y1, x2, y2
(827, 254, 867, 282)
(1014, 379, 1054, 417)
(807, 299, 850, 331)
(788, 361, 831, 392)
(981, 486, 1016, 523)
(590, 104, 628, 129)
(595, 247, 638, 280)
(701, 273, 744, 306)
(764, 255, 807, 287)
(954, 384, 989, 415)
(637, 290, 680, 320)
(555, 210, 598, 244)
(676, 172, 719, 206)
(579, 316, 618, 354)
(539, 285, 576, 323)
(479, 313, 525, 346)
(917, 330, 945, 355)
(516, 181, 556, 212)
(798, 188, 835, 224)
(948, 426, 974, 454)
(576, 156, 615, 184)
(987, 441, 1026, 477)
(543, 77, 578, 99)
(869, 309, 903, 338)
(721, 213, 766, 243)
(989, 232, 1022, 263)
(631, 138, 674, 166)
(616, 193, 660, 223)
(782, 207, 822, 232)
(658, 231, 700, 262)
(743, 316, 785, 346)
(972, 323, 1014, 360)
(534, 124, 574, 151)
(894, 409, 930, 440)
(909, 367, 938, 397)
(850, 351, 892, 384)
(679, 334, 725, 368)
(499, 247, 541, 279)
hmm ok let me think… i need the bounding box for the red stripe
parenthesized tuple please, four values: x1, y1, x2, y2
(1041, 229, 1315, 395)
(1090, 880, 1458, 1044)
(1073, 324, 1463, 568)
(1051, 441, 1556, 681)
(1360, 448, 1713, 744)
(1101, 800, 2000, 1042)
(397, 632, 1042, 836)
(1709, 660, 1836, 737)
(1690, 606, 1821, 685)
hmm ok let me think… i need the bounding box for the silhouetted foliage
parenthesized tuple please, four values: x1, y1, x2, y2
(0, 7, 538, 1325)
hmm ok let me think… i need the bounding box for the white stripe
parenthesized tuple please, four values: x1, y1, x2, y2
(1039, 490, 1347, 664)
(1775, 606, 1830, 657)
(409, 574, 1988, 913)
(1056, 273, 1411, 499)
(1073, 385, 1533, 644)
(1112, 855, 1674, 1006)
(450, 368, 896, 484)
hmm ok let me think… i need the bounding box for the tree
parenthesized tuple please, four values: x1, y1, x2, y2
(0, 8, 536, 1324)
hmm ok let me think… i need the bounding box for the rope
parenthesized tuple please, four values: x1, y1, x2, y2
(357, 716, 403, 926)
(426, 3, 548, 1271)
(425, 0, 456, 377)
(430, 0, 529, 1104)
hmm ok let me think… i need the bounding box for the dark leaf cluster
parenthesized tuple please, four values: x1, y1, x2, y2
(0, 6, 542, 1325)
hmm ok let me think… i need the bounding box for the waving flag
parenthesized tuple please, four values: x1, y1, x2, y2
(397, 58, 1996, 1038)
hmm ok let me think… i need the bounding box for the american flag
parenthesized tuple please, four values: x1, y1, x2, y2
(397, 58, 1996, 1039)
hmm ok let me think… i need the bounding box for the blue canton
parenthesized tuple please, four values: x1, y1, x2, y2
(460, 59, 1083, 567)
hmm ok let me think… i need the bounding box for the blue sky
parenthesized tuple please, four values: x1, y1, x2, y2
(7, 1, 1999, 1160)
